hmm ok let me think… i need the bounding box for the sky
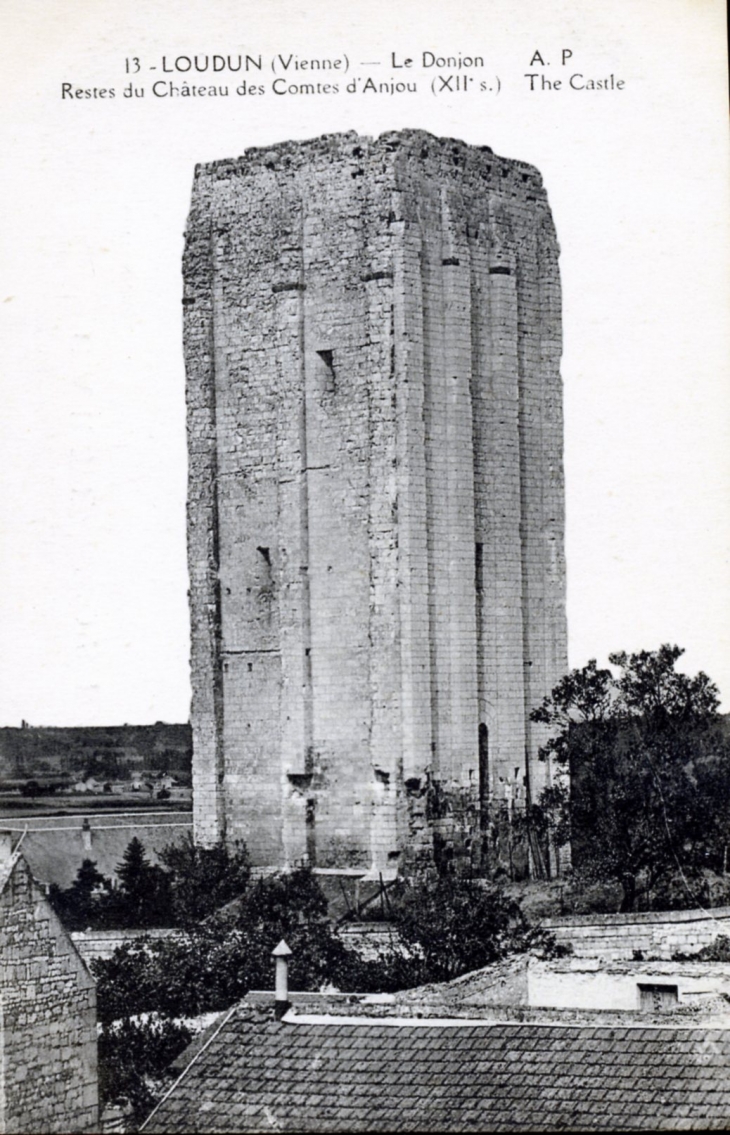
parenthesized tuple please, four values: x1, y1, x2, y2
(0, 0, 728, 725)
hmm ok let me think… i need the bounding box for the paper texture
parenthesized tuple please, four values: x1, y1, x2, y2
(1, 0, 728, 727)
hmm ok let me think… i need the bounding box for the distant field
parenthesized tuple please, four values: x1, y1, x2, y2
(0, 793, 192, 818)
(0, 722, 192, 781)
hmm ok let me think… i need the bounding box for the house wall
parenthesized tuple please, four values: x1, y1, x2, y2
(528, 959, 730, 1011)
(185, 130, 567, 871)
(0, 852, 98, 1133)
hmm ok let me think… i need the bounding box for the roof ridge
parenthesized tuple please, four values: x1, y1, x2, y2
(282, 1012, 730, 1032)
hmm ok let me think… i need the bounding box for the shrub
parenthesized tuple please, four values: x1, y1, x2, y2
(98, 1015, 192, 1126)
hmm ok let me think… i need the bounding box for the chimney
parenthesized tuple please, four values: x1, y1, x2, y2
(82, 818, 92, 852)
(0, 831, 15, 863)
(272, 939, 292, 1019)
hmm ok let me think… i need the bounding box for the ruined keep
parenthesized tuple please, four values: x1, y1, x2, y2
(185, 130, 567, 874)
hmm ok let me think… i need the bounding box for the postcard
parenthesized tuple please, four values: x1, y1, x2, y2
(0, 1, 728, 1131)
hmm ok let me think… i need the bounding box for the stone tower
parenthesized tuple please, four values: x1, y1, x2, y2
(184, 130, 567, 874)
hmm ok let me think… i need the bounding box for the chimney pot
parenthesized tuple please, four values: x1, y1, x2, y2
(272, 939, 292, 1017)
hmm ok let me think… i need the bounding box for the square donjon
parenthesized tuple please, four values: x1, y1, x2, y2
(184, 130, 567, 874)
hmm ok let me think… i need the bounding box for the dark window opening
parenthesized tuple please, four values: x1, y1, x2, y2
(479, 723, 489, 831)
(316, 349, 336, 393)
(255, 546, 273, 595)
(305, 797, 316, 865)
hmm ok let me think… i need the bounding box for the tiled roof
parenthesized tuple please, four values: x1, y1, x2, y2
(0, 847, 25, 897)
(0, 812, 192, 888)
(143, 1004, 730, 1132)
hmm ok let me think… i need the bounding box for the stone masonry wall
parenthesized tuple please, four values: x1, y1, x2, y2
(0, 852, 98, 1133)
(71, 927, 179, 965)
(185, 130, 567, 872)
(544, 906, 730, 961)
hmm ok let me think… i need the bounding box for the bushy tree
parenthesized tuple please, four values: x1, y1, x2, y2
(92, 865, 562, 1026)
(158, 832, 250, 926)
(532, 645, 730, 910)
(92, 866, 353, 1021)
(93, 935, 219, 1022)
(98, 1015, 192, 1126)
(384, 874, 563, 984)
(51, 834, 254, 932)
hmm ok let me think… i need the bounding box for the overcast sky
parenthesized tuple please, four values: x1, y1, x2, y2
(0, 0, 728, 725)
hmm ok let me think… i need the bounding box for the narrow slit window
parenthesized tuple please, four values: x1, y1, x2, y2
(316, 349, 336, 393)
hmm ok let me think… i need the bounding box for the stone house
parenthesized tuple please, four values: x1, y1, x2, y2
(0, 832, 98, 1133)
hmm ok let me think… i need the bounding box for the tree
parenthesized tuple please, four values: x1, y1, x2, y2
(91, 859, 565, 1126)
(91, 862, 561, 1026)
(49, 859, 111, 931)
(107, 837, 173, 928)
(98, 1015, 192, 1126)
(50, 835, 252, 933)
(694, 746, 730, 880)
(91, 865, 354, 1021)
(158, 833, 250, 926)
(384, 874, 562, 984)
(531, 645, 730, 911)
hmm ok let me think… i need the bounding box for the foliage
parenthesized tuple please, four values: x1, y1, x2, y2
(673, 934, 730, 963)
(531, 645, 730, 911)
(21, 779, 44, 797)
(82, 750, 128, 783)
(49, 839, 173, 930)
(112, 837, 174, 927)
(382, 873, 567, 984)
(92, 866, 564, 1028)
(98, 1014, 192, 1125)
(50, 834, 253, 932)
(0, 722, 191, 781)
(92, 866, 353, 1021)
(49, 859, 110, 931)
(91, 866, 361, 1125)
(158, 832, 250, 926)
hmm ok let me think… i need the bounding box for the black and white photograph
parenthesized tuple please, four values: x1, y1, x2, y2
(1, 0, 729, 1130)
